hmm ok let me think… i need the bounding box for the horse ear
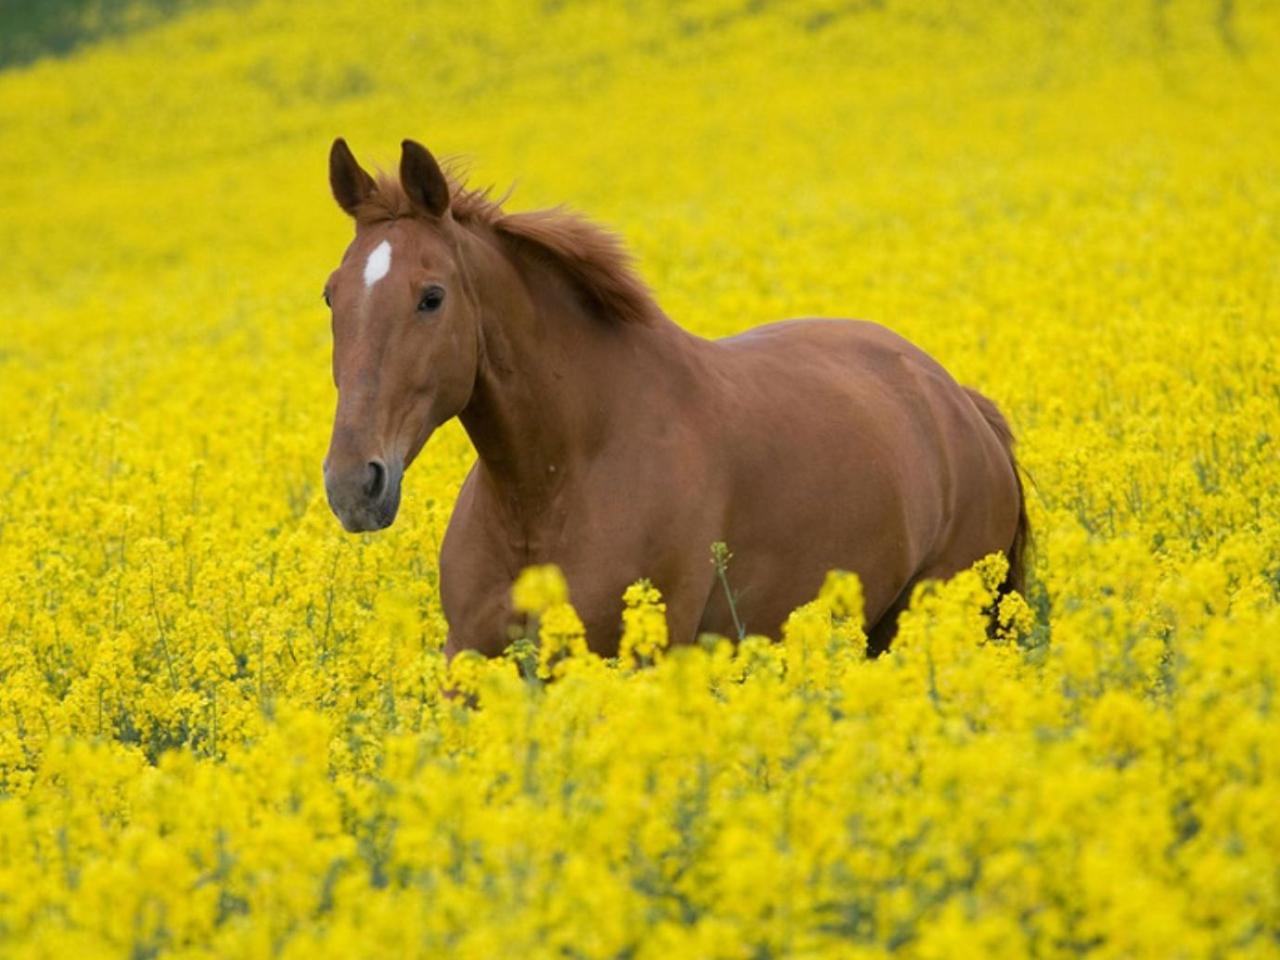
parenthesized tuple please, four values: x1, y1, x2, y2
(329, 138, 376, 217)
(400, 139, 451, 217)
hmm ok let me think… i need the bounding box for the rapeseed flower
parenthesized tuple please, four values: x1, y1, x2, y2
(0, 0, 1277, 955)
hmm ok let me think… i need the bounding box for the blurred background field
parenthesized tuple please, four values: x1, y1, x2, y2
(1, 1, 1278, 956)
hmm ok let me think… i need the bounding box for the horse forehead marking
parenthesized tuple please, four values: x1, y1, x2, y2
(363, 240, 392, 288)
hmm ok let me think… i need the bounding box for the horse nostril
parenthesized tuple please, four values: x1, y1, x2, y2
(364, 460, 387, 500)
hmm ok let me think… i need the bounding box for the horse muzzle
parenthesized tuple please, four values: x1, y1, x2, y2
(323, 456, 403, 532)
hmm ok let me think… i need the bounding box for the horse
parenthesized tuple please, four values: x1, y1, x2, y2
(321, 138, 1028, 658)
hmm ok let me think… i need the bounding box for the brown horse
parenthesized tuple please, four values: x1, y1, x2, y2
(322, 138, 1028, 657)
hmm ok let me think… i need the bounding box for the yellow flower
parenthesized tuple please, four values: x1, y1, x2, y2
(511, 565, 570, 616)
(537, 603, 589, 680)
(0, 1, 1278, 954)
(619, 580, 669, 667)
(817, 569, 866, 626)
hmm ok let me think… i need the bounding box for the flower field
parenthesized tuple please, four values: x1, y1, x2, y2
(1, 0, 1279, 956)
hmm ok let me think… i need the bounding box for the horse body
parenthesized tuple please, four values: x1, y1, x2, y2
(440, 308, 1020, 657)
(321, 139, 1026, 659)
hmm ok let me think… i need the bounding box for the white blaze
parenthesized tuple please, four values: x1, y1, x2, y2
(363, 240, 392, 288)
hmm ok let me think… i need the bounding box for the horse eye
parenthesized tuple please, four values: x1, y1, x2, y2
(322, 290, 332, 308)
(418, 285, 446, 313)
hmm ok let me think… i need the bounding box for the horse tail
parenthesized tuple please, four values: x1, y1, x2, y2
(963, 387, 1030, 596)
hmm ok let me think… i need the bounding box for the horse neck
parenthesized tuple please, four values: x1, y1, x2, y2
(457, 226, 675, 506)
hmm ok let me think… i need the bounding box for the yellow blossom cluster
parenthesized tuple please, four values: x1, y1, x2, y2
(1, 0, 1279, 956)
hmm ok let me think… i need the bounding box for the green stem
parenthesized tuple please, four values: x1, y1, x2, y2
(711, 542, 746, 641)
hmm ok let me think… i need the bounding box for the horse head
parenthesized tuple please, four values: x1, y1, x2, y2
(322, 138, 481, 532)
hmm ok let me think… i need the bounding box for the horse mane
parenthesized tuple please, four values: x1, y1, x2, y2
(358, 171, 657, 326)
